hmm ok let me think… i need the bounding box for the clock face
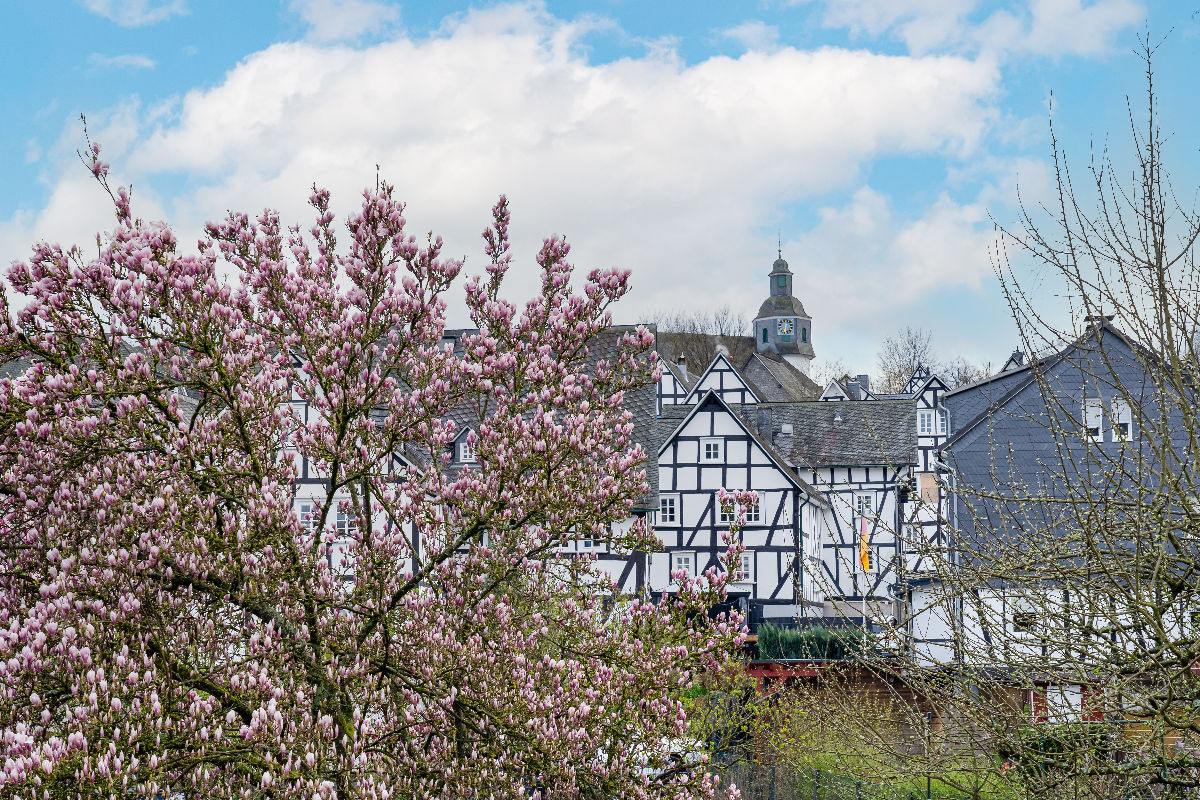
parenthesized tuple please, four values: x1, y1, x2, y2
(777, 319, 794, 336)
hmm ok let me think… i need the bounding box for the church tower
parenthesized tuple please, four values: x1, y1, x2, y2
(752, 251, 814, 374)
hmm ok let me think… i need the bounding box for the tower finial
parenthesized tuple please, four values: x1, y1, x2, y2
(777, 230, 782, 260)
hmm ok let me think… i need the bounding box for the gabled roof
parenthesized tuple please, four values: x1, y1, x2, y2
(683, 352, 760, 404)
(941, 319, 1151, 451)
(658, 391, 828, 507)
(741, 352, 821, 401)
(660, 358, 697, 391)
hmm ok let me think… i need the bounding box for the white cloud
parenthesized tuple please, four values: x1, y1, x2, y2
(6, 3, 1001, 342)
(88, 53, 157, 70)
(79, 0, 186, 27)
(721, 20, 780, 52)
(800, 0, 1143, 57)
(786, 187, 1001, 365)
(289, 0, 400, 42)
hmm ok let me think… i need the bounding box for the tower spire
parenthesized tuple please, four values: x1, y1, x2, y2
(777, 230, 782, 260)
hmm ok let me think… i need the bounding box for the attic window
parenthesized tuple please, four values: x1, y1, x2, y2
(458, 437, 476, 463)
(700, 438, 723, 463)
(1083, 399, 1104, 444)
(1111, 399, 1132, 440)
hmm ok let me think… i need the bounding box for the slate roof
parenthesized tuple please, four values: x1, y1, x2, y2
(740, 352, 821, 401)
(660, 358, 697, 391)
(755, 294, 810, 321)
(764, 399, 917, 468)
(0, 357, 36, 380)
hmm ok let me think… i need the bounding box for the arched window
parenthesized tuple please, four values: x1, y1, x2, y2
(762, 327, 768, 343)
(801, 327, 807, 343)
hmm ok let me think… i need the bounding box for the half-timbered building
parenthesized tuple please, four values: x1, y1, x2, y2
(654, 391, 830, 625)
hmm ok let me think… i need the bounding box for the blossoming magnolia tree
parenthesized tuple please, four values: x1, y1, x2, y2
(0, 146, 743, 799)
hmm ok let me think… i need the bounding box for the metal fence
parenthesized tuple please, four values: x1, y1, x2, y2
(722, 762, 969, 800)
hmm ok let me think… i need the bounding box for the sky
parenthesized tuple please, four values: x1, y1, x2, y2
(2, 0, 1198, 375)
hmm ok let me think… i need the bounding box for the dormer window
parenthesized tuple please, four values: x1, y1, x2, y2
(458, 435, 476, 463)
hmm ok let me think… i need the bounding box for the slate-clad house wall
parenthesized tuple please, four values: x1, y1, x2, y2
(918, 320, 1191, 666)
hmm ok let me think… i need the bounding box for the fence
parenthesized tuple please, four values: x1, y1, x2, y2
(722, 762, 969, 800)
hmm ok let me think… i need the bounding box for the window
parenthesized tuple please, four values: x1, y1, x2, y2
(1012, 612, 1037, 633)
(718, 496, 734, 525)
(801, 327, 807, 343)
(335, 509, 358, 537)
(733, 552, 754, 583)
(777, 275, 787, 287)
(918, 410, 934, 435)
(856, 494, 875, 521)
(458, 437, 476, 463)
(938, 411, 947, 435)
(659, 493, 679, 526)
(745, 498, 761, 524)
(298, 502, 318, 532)
(670, 551, 695, 581)
(762, 327, 768, 343)
(1083, 399, 1104, 443)
(700, 438, 723, 463)
(1111, 399, 1132, 440)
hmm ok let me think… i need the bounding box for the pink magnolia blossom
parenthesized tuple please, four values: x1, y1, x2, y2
(0, 147, 742, 798)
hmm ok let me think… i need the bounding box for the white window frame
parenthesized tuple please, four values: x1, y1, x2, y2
(1111, 398, 1132, 441)
(658, 493, 680, 526)
(718, 497, 734, 525)
(670, 551, 695, 582)
(733, 551, 754, 584)
(938, 410, 947, 435)
(1083, 398, 1105, 443)
(335, 508, 358, 537)
(918, 410, 934, 436)
(700, 437, 723, 463)
(458, 435, 476, 463)
(855, 493, 875, 522)
(745, 497, 761, 524)
(298, 501, 318, 533)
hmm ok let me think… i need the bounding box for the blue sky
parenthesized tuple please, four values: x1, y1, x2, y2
(2, 0, 1197, 375)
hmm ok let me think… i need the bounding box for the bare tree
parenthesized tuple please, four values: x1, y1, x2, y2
(893, 36, 1200, 799)
(875, 326, 937, 392)
(761, 38, 1200, 800)
(941, 356, 994, 388)
(810, 356, 851, 389)
(652, 305, 753, 372)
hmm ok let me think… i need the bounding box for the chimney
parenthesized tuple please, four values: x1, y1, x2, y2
(846, 380, 862, 401)
(856, 374, 871, 393)
(756, 407, 773, 439)
(675, 353, 687, 380)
